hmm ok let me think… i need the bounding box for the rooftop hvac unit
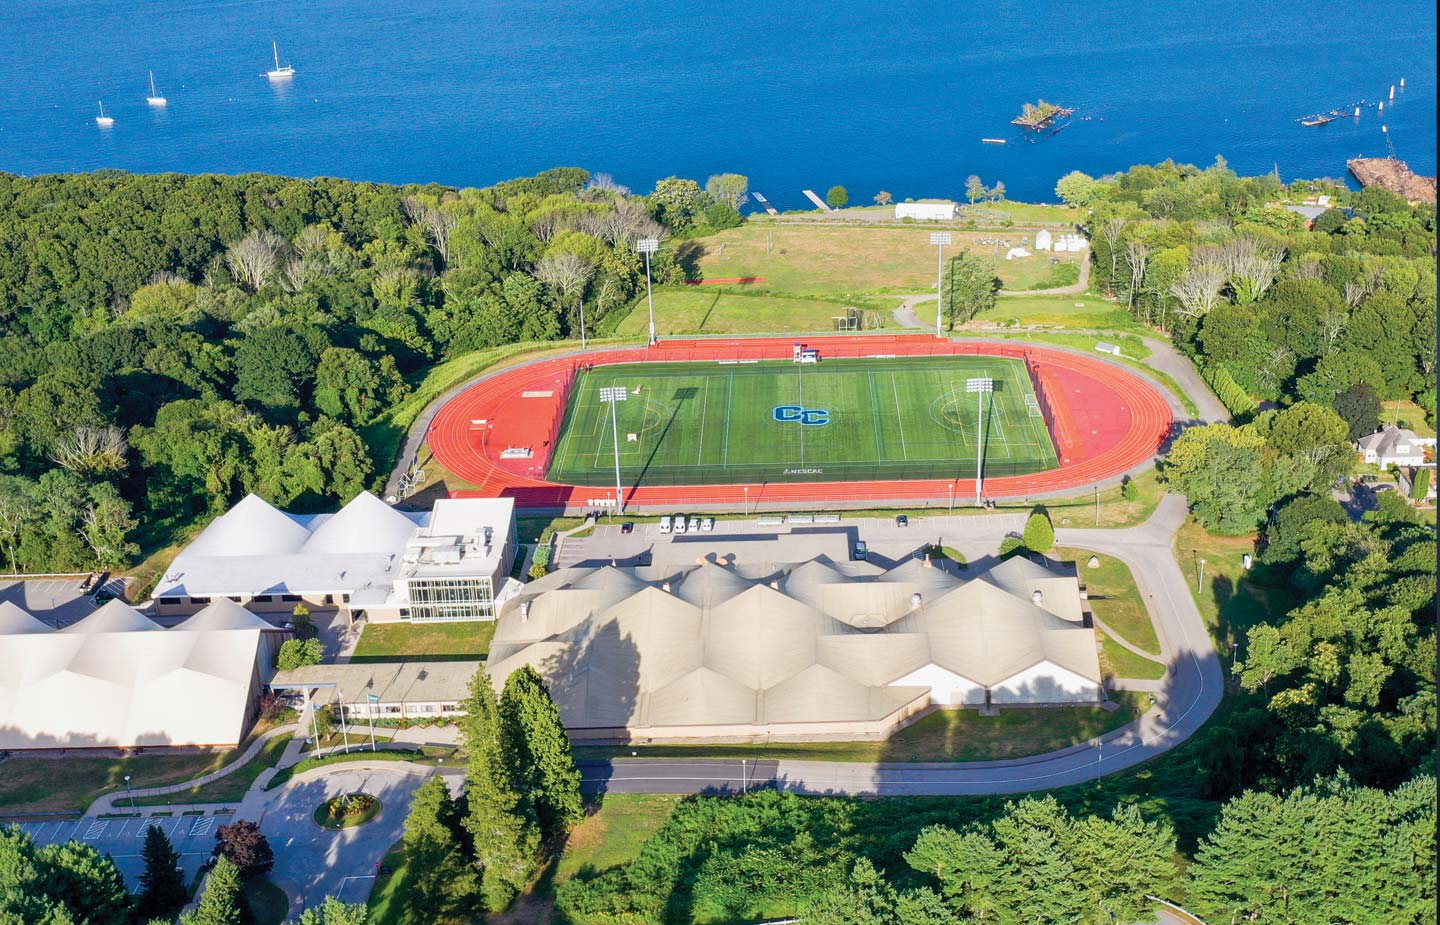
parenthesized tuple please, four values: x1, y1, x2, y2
(430, 546, 464, 565)
(1032, 589, 1045, 606)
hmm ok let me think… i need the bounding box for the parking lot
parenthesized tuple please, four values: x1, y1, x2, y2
(12, 811, 224, 889)
(0, 576, 119, 627)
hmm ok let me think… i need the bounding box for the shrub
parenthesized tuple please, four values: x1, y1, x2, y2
(276, 637, 324, 670)
(213, 819, 274, 880)
(1022, 510, 1054, 553)
(1121, 476, 1138, 501)
(1411, 467, 1431, 501)
(999, 536, 1025, 558)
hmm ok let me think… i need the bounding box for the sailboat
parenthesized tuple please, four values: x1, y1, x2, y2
(146, 71, 167, 107)
(95, 101, 114, 127)
(264, 42, 295, 80)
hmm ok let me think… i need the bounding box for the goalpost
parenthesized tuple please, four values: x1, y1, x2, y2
(1023, 352, 1063, 455)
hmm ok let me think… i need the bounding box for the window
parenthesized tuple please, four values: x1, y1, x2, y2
(323, 594, 333, 605)
(252, 595, 274, 603)
(280, 595, 301, 603)
(189, 596, 211, 605)
(341, 594, 351, 603)
(158, 597, 182, 605)
(403, 576, 496, 622)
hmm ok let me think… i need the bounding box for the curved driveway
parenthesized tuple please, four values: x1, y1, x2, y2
(581, 494, 1224, 796)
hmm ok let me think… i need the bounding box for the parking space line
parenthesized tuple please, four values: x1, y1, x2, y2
(64, 820, 85, 841)
(84, 820, 107, 840)
(189, 816, 213, 838)
(168, 817, 188, 840)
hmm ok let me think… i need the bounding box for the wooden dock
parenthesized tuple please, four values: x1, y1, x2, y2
(751, 192, 780, 215)
(1347, 157, 1436, 204)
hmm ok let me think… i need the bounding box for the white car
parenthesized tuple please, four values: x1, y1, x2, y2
(688, 516, 702, 532)
(700, 517, 715, 532)
(658, 516, 672, 534)
(673, 515, 688, 534)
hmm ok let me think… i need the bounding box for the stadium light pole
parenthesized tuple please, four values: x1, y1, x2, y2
(600, 387, 628, 515)
(966, 377, 994, 505)
(637, 238, 660, 346)
(929, 232, 952, 337)
(123, 774, 134, 809)
(367, 692, 379, 752)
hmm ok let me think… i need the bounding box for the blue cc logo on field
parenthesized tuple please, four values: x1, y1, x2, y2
(773, 405, 830, 426)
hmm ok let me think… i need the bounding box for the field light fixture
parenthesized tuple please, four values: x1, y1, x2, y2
(930, 232, 952, 337)
(966, 376, 993, 504)
(637, 238, 661, 346)
(600, 387, 629, 514)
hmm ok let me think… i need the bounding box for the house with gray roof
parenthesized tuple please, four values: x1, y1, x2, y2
(1357, 425, 1434, 468)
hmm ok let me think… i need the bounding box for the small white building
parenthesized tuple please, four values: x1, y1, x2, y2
(1034, 229, 1054, 251)
(1357, 425, 1435, 467)
(896, 202, 957, 221)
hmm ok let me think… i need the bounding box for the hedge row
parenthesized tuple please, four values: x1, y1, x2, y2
(1202, 364, 1259, 420)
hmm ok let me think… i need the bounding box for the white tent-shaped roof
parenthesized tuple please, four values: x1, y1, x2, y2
(0, 600, 267, 749)
(0, 601, 53, 634)
(182, 493, 313, 558)
(176, 597, 276, 632)
(301, 491, 419, 555)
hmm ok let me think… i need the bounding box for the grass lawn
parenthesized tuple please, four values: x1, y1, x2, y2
(352, 621, 495, 662)
(681, 224, 1066, 294)
(1382, 399, 1435, 437)
(124, 735, 291, 806)
(242, 878, 289, 925)
(988, 200, 1083, 224)
(553, 794, 683, 883)
(548, 356, 1057, 488)
(0, 749, 253, 814)
(367, 845, 422, 925)
(615, 289, 891, 337)
(574, 694, 1144, 764)
(972, 295, 1139, 331)
(1173, 519, 1287, 655)
(1098, 630, 1167, 681)
(1056, 547, 1160, 654)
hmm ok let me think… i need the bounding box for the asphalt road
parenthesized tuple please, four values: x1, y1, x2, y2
(580, 494, 1223, 796)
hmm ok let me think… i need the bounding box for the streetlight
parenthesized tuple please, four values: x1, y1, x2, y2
(636, 238, 660, 346)
(929, 232, 952, 337)
(367, 692, 379, 752)
(948, 481, 955, 514)
(742, 485, 749, 517)
(599, 387, 628, 515)
(1197, 557, 1206, 594)
(966, 377, 994, 505)
(123, 774, 134, 809)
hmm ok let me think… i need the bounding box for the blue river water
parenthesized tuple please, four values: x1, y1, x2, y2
(2, 0, 1434, 207)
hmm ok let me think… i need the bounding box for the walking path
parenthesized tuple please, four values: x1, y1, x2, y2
(87, 724, 299, 814)
(580, 494, 1224, 796)
(1093, 615, 1167, 663)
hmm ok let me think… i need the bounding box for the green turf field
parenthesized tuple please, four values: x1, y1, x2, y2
(547, 357, 1058, 487)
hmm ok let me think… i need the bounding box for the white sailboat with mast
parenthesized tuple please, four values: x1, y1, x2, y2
(95, 101, 114, 127)
(146, 71, 167, 107)
(264, 42, 295, 80)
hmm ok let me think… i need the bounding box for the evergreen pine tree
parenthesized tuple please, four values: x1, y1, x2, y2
(458, 665, 540, 911)
(800, 857, 898, 925)
(498, 665, 584, 839)
(35, 840, 131, 925)
(138, 824, 190, 921)
(402, 776, 479, 920)
(187, 855, 244, 925)
(1067, 804, 1177, 923)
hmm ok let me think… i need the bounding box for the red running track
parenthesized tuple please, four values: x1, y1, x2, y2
(427, 336, 1174, 510)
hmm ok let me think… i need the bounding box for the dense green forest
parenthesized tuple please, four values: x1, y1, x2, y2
(0, 167, 753, 574)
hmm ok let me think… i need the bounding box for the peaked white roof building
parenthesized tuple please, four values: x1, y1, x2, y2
(154, 492, 517, 623)
(1357, 425, 1434, 467)
(488, 554, 1104, 740)
(0, 599, 281, 750)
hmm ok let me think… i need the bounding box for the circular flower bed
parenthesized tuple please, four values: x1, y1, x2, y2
(313, 792, 381, 829)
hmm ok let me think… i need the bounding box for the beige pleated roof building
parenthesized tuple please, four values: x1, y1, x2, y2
(488, 554, 1103, 740)
(0, 598, 278, 750)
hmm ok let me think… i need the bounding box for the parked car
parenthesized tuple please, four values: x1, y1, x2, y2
(658, 516, 673, 534)
(895, 514, 908, 527)
(852, 540, 868, 561)
(620, 522, 634, 534)
(700, 517, 715, 532)
(673, 515, 688, 534)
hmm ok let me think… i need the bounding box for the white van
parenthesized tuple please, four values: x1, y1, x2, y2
(673, 515, 688, 534)
(658, 516, 672, 534)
